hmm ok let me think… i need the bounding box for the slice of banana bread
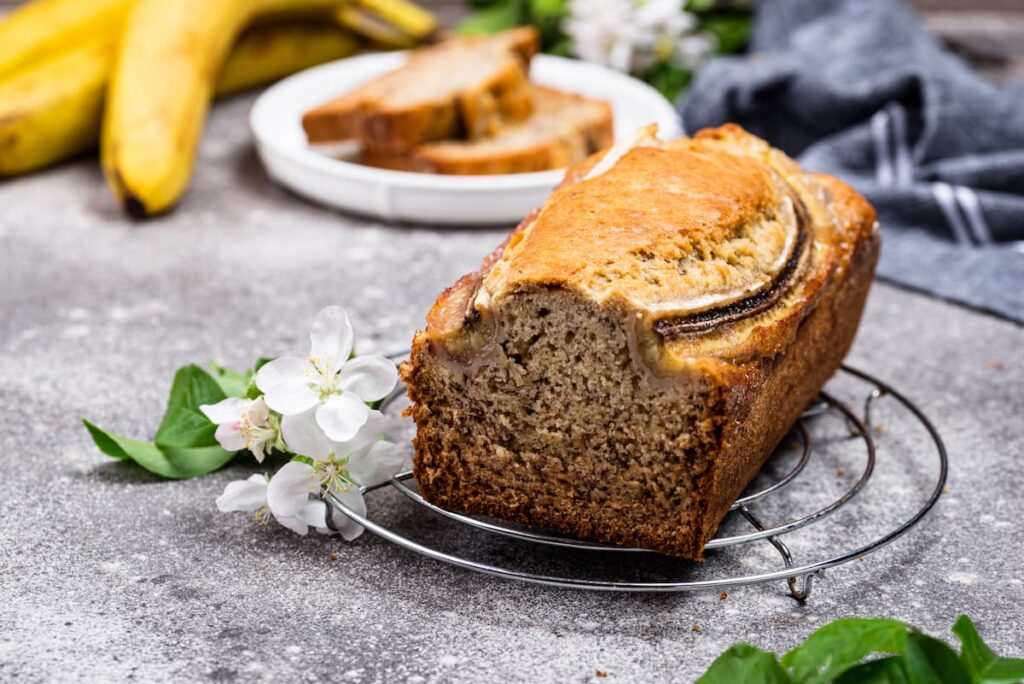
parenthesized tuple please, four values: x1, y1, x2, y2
(401, 124, 880, 559)
(357, 86, 613, 175)
(303, 27, 538, 152)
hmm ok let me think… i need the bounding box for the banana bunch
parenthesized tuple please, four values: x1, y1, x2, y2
(0, 0, 438, 216)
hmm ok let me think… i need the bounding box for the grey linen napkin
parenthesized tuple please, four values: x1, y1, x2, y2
(680, 0, 1024, 322)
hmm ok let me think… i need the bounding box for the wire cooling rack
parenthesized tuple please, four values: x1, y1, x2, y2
(325, 359, 947, 601)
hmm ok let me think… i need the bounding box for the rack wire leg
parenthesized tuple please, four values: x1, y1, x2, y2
(738, 506, 821, 602)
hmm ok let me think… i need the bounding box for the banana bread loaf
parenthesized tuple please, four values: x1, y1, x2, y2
(302, 27, 538, 152)
(401, 124, 880, 559)
(357, 86, 613, 175)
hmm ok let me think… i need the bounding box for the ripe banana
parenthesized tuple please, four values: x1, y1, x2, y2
(0, 23, 359, 177)
(0, 36, 115, 176)
(0, 0, 135, 77)
(102, 0, 348, 217)
(217, 24, 359, 97)
(352, 0, 437, 41)
(337, 0, 438, 49)
(2, 0, 436, 190)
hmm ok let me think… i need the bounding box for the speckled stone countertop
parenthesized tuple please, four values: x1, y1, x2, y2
(1, 94, 1022, 683)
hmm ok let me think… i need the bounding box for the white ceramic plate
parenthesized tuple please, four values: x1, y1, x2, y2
(250, 53, 681, 226)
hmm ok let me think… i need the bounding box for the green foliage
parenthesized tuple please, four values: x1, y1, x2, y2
(698, 644, 792, 683)
(456, 0, 523, 37)
(154, 365, 226, 448)
(84, 362, 257, 479)
(833, 656, 910, 684)
(637, 61, 694, 102)
(697, 615, 1022, 684)
(208, 361, 252, 398)
(82, 420, 235, 480)
(781, 619, 909, 684)
(455, 0, 752, 101)
(952, 616, 1024, 684)
(701, 11, 752, 54)
(904, 632, 971, 684)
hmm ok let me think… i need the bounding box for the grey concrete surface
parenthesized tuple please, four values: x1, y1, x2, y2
(1, 93, 1023, 683)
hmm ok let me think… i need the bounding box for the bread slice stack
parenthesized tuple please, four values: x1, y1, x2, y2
(302, 27, 614, 174)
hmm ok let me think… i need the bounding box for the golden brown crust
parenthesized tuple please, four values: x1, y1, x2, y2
(302, 27, 539, 152)
(403, 124, 880, 558)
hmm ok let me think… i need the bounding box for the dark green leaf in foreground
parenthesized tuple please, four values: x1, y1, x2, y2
(952, 615, 1024, 684)
(83, 420, 234, 479)
(904, 632, 971, 684)
(834, 656, 911, 684)
(699, 616, 1023, 684)
(154, 364, 226, 448)
(697, 643, 792, 684)
(781, 618, 909, 684)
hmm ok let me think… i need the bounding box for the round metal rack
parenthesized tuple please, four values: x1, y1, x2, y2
(325, 361, 947, 601)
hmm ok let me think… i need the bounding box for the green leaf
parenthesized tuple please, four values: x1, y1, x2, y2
(905, 632, 971, 684)
(702, 13, 752, 55)
(782, 618, 909, 684)
(154, 364, 226, 448)
(528, 0, 563, 19)
(83, 420, 235, 479)
(834, 656, 911, 684)
(953, 615, 1024, 684)
(686, 0, 717, 12)
(546, 35, 572, 57)
(208, 361, 253, 397)
(456, 0, 523, 36)
(697, 644, 792, 684)
(637, 62, 693, 102)
(254, 357, 274, 372)
(84, 419, 146, 460)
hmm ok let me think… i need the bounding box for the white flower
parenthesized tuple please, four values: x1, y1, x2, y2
(279, 408, 408, 540)
(215, 472, 327, 536)
(265, 459, 369, 541)
(563, 0, 712, 75)
(256, 306, 398, 443)
(200, 396, 280, 462)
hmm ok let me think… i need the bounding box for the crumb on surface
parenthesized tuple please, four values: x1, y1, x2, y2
(595, 669, 608, 678)
(719, 592, 728, 600)
(987, 360, 1005, 370)
(691, 625, 701, 633)
(836, 469, 846, 477)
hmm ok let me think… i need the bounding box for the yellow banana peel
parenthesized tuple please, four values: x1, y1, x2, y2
(102, 0, 344, 217)
(352, 0, 437, 41)
(0, 0, 135, 78)
(0, 36, 115, 176)
(0, 0, 438, 199)
(217, 24, 359, 97)
(337, 5, 415, 49)
(0, 23, 361, 177)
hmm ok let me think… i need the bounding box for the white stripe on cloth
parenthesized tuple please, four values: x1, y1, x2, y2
(871, 109, 895, 187)
(932, 182, 975, 245)
(953, 185, 993, 245)
(886, 102, 914, 187)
